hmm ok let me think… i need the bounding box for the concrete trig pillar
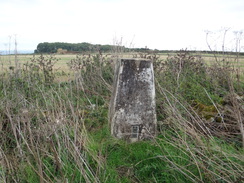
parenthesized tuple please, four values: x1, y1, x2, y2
(109, 58, 157, 142)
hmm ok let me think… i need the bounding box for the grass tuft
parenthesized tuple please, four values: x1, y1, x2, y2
(0, 51, 243, 182)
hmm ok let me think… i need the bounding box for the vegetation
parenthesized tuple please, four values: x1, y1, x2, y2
(34, 42, 157, 54)
(34, 42, 244, 59)
(0, 51, 243, 183)
(34, 42, 124, 54)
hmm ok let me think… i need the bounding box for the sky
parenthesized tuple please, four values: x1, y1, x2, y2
(0, 0, 244, 52)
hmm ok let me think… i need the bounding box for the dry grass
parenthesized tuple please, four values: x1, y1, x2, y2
(0, 54, 77, 72)
(0, 51, 243, 182)
(0, 52, 243, 75)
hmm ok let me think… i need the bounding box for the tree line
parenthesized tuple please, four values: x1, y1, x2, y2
(34, 42, 157, 54)
(34, 42, 244, 56)
(34, 42, 114, 53)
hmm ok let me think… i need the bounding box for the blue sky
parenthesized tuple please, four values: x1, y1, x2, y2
(0, 0, 243, 51)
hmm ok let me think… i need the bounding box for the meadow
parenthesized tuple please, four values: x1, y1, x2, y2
(1, 52, 244, 73)
(0, 51, 244, 183)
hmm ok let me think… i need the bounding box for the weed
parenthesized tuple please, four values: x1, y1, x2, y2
(23, 54, 59, 84)
(0, 50, 243, 183)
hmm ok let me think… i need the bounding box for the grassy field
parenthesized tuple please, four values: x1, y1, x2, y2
(0, 51, 244, 182)
(0, 54, 77, 72)
(1, 52, 244, 73)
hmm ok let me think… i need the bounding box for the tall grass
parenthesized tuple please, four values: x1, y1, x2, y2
(0, 52, 243, 182)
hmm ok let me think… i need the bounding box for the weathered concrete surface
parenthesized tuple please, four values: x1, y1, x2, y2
(109, 58, 157, 142)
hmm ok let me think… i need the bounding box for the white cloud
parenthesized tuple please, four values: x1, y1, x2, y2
(0, 0, 243, 51)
